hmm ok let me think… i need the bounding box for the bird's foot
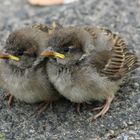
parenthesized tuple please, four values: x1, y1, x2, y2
(91, 106, 104, 111)
(91, 96, 114, 121)
(35, 101, 53, 116)
(5, 93, 14, 107)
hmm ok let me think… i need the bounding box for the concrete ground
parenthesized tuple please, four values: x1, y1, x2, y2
(0, 0, 140, 139)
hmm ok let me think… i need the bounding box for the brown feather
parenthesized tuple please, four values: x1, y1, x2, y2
(101, 29, 139, 79)
(85, 27, 139, 79)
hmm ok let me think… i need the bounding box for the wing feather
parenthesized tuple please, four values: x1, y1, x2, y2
(102, 28, 138, 79)
(84, 27, 139, 79)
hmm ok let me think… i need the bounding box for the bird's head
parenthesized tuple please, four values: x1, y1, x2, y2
(41, 28, 92, 66)
(0, 27, 48, 71)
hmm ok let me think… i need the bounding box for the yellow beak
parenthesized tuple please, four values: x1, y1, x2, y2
(0, 52, 20, 61)
(41, 50, 65, 59)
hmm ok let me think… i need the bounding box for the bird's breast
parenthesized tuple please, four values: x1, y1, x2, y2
(47, 64, 121, 103)
(0, 64, 57, 103)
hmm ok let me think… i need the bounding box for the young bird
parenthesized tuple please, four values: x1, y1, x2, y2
(0, 27, 62, 113)
(41, 27, 139, 120)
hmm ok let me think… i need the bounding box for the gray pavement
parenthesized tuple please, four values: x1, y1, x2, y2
(0, 0, 140, 139)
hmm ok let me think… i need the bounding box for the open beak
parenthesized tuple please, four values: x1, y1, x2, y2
(41, 50, 65, 59)
(0, 52, 20, 61)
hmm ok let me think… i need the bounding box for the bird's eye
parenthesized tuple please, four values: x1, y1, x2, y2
(17, 49, 24, 56)
(63, 47, 70, 53)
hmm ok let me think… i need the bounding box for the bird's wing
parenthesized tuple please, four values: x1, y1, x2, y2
(32, 21, 63, 34)
(101, 28, 139, 79)
(32, 23, 51, 33)
(85, 27, 139, 79)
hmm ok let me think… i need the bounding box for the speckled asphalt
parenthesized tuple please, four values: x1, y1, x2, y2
(0, 0, 140, 139)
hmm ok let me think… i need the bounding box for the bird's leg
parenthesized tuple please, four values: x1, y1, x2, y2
(91, 96, 114, 121)
(76, 103, 86, 115)
(35, 101, 53, 116)
(76, 103, 81, 114)
(5, 92, 14, 107)
(8, 95, 14, 107)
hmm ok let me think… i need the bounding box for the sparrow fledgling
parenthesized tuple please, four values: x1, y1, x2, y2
(0, 27, 63, 112)
(41, 27, 139, 120)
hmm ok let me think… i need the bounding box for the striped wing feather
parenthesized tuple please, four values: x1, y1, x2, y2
(102, 29, 139, 79)
(32, 22, 63, 34)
